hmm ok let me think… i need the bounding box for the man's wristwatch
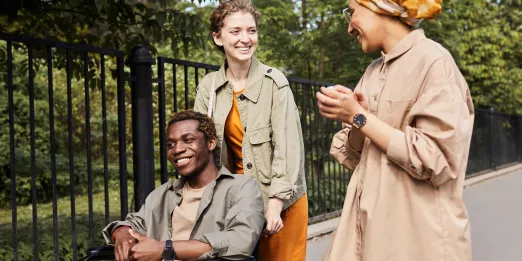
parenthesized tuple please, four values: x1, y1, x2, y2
(162, 240, 176, 261)
(352, 112, 367, 129)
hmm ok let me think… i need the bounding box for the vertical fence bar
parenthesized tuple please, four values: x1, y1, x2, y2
(337, 121, 343, 209)
(489, 108, 496, 171)
(128, 45, 156, 211)
(100, 55, 110, 225)
(28, 45, 39, 261)
(83, 52, 94, 247)
(293, 82, 299, 104)
(305, 84, 312, 215)
(317, 87, 326, 213)
(184, 64, 189, 109)
(172, 63, 179, 179)
(47, 46, 59, 261)
(195, 67, 199, 88)
(66, 49, 78, 261)
(158, 58, 168, 184)
(513, 115, 517, 164)
(299, 83, 309, 193)
(324, 93, 331, 213)
(515, 115, 522, 162)
(7, 40, 19, 261)
(314, 85, 324, 215)
(308, 84, 316, 217)
(173, 64, 178, 112)
(117, 54, 129, 219)
(326, 118, 333, 212)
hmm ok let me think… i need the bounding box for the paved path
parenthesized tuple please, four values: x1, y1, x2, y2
(306, 169, 522, 261)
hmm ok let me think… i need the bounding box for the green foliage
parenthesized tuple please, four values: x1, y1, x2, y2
(421, 0, 522, 113)
(0, 183, 132, 261)
(0, 0, 521, 259)
(0, 0, 214, 56)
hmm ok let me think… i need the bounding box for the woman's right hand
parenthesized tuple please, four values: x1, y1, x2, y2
(264, 198, 285, 237)
(353, 90, 368, 112)
(348, 90, 368, 152)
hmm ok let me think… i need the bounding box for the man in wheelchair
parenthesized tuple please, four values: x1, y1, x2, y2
(102, 110, 265, 261)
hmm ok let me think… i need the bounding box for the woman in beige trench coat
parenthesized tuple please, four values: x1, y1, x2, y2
(316, 0, 474, 260)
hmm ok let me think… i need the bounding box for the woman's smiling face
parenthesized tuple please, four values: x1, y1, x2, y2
(213, 11, 259, 62)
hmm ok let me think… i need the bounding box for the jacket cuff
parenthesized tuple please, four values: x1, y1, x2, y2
(330, 128, 361, 169)
(268, 178, 295, 200)
(197, 232, 230, 259)
(102, 220, 133, 244)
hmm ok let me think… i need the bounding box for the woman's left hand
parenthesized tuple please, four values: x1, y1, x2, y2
(264, 198, 284, 237)
(316, 85, 364, 124)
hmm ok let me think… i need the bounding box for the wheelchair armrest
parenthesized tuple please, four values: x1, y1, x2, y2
(81, 245, 115, 261)
(81, 245, 255, 261)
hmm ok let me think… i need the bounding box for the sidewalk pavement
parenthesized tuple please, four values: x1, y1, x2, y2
(305, 163, 522, 261)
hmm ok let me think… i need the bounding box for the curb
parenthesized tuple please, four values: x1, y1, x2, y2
(307, 217, 340, 240)
(306, 163, 522, 240)
(463, 163, 522, 188)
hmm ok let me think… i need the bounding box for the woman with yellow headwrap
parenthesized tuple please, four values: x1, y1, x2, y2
(316, 0, 473, 260)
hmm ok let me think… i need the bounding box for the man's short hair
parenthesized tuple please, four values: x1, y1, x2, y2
(166, 110, 217, 141)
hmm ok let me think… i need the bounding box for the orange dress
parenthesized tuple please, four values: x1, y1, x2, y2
(225, 89, 308, 261)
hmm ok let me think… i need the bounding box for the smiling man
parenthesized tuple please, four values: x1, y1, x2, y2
(102, 110, 265, 261)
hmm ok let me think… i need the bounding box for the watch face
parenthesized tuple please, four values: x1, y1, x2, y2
(162, 250, 175, 261)
(354, 113, 367, 128)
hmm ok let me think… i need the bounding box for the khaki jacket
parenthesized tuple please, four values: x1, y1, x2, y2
(102, 168, 265, 260)
(324, 30, 473, 261)
(194, 57, 307, 210)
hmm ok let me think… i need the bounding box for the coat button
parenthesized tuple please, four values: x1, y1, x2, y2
(247, 163, 253, 169)
(239, 94, 246, 100)
(244, 127, 247, 132)
(267, 69, 272, 73)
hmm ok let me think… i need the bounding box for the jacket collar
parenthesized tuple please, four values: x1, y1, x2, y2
(214, 56, 264, 103)
(165, 167, 236, 234)
(167, 166, 236, 193)
(382, 29, 426, 64)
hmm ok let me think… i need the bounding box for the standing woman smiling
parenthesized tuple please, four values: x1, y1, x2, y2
(317, 0, 474, 260)
(194, 1, 308, 261)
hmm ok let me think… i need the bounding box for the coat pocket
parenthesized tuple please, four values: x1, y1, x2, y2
(248, 125, 272, 184)
(380, 100, 415, 129)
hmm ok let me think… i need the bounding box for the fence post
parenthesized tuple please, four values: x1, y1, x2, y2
(518, 115, 522, 162)
(489, 107, 496, 171)
(127, 45, 156, 211)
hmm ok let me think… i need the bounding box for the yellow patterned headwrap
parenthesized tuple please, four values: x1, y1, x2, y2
(355, 0, 442, 26)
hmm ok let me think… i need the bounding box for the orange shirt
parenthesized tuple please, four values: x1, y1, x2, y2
(224, 89, 245, 174)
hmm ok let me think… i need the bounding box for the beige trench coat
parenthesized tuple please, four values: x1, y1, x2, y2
(324, 30, 473, 261)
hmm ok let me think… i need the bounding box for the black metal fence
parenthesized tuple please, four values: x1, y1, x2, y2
(467, 108, 522, 175)
(1, 35, 522, 261)
(1, 33, 129, 261)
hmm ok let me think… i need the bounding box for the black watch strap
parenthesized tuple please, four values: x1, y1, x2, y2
(162, 240, 176, 261)
(166, 239, 173, 249)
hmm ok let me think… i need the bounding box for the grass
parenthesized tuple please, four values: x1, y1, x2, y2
(0, 181, 134, 261)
